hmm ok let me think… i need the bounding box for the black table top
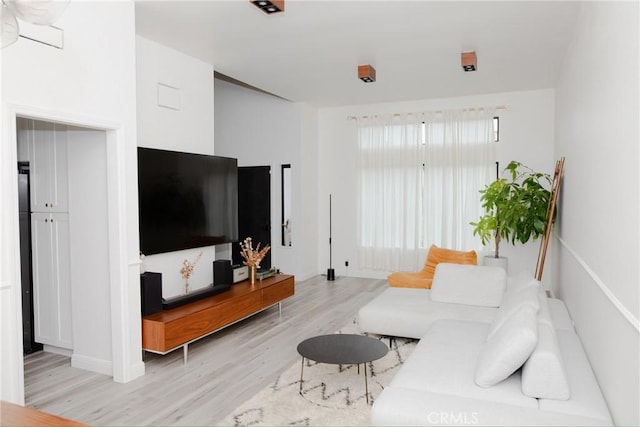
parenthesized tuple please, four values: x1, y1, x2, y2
(297, 334, 388, 365)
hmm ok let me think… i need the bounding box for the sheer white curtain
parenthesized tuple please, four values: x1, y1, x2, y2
(356, 108, 496, 272)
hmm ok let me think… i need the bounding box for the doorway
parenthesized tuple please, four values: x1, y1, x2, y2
(232, 166, 271, 269)
(16, 117, 112, 371)
(3, 106, 142, 404)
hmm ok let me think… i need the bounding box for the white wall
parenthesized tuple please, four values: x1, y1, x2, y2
(299, 103, 320, 279)
(67, 127, 112, 374)
(214, 79, 319, 280)
(553, 2, 639, 425)
(317, 89, 556, 282)
(136, 36, 218, 298)
(1, 0, 142, 402)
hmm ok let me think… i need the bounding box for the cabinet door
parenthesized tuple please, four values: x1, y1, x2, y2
(51, 213, 73, 348)
(29, 120, 69, 212)
(50, 124, 69, 212)
(31, 212, 56, 346)
(31, 212, 73, 349)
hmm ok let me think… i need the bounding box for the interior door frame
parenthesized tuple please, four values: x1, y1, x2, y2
(2, 103, 143, 404)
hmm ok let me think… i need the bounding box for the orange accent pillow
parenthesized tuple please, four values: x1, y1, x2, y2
(388, 271, 433, 289)
(423, 244, 478, 278)
(387, 245, 477, 289)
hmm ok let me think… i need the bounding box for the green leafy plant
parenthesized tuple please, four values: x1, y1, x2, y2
(471, 161, 552, 259)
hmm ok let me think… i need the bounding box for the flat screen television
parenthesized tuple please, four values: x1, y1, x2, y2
(137, 147, 238, 255)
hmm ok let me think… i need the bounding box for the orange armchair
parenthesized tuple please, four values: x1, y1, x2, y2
(387, 245, 478, 289)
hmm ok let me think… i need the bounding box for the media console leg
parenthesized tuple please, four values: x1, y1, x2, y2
(278, 302, 282, 317)
(183, 344, 188, 365)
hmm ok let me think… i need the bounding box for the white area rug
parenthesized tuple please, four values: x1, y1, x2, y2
(217, 318, 417, 426)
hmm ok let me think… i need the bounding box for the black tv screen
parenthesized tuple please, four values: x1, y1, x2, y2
(137, 147, 238, 255)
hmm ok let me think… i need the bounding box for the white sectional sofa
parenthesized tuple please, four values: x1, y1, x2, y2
(358, 264, 613, 426)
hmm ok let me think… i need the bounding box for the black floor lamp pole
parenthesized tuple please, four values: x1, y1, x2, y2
(327, 194, 335, 281)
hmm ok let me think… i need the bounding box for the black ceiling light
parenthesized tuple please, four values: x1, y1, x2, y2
(461, 51, 477, 72)
(358, 64, 376, 83)
(250, 0, 284, 14)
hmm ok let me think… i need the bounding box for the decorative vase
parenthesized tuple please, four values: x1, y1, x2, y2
(184, 278, 190, 294)
(249, 265, 257, 285)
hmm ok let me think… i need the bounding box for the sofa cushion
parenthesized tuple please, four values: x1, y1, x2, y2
(522, 318, 571, 400)
(358, 287, 496, 339)
(486, 274, 540, 340)
(475, 305, 538, 387)
(372, 387, 613, 426)
(390, 319, 537, 409)
(538, 329, 613, 424)
(431, 263, 506, 307)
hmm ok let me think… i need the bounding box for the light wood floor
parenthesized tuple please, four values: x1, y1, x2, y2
(24, 275, 387, 426)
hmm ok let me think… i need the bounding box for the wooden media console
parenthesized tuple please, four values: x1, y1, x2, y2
(142, 274, 294, 363)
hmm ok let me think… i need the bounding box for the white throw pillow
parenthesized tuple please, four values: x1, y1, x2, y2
(431, 263, 506, 308)
(486, 276, 540, 340)
(521, 318, 571, 400)
(475, 305, 538, 387)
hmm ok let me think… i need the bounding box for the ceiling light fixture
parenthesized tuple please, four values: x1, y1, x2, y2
(250, 0, 284, 14)
(358, 64, 376, 83)
(461, 51, 477, 72)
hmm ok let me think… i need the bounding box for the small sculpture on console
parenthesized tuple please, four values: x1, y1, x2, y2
(180, 251, 203, 294)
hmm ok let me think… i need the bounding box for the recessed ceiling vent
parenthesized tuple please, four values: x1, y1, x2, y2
(358, 64, 376, 83)
(461, 51, 477, 72)
(250, 0, 284, 14)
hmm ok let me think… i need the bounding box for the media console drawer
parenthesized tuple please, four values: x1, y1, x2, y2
(163, 292, 263, 350)
(142, 274, 295, 358)
(262, 277, 294, 306)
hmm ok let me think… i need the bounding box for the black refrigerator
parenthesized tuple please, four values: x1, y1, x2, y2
(18, 162, 42, 354)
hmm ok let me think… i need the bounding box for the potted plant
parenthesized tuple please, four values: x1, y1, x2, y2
(470, 161, 552, 267)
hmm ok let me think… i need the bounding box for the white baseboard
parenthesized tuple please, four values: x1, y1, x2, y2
(43, 345, 72, 357)
(71, 354, 113, 376)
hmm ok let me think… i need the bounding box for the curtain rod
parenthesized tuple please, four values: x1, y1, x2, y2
(347, 105, 507, 120)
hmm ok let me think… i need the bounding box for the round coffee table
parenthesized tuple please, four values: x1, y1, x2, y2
(297, 334, 388, 404)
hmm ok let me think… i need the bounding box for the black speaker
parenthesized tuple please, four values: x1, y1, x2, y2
(141, 272, 163, 316)
(213, 260, 233, 286)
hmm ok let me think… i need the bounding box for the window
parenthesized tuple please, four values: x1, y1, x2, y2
(356, 109, 497, 271)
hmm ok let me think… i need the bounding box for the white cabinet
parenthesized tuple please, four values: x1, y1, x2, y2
(27, 120, 69, 213)
(18, 117, 73, 351)
(31, 212, 73, 349)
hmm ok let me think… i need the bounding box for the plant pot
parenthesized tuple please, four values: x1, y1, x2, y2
(483, 255, 508, 273)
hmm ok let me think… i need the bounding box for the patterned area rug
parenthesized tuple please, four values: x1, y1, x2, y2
(217, 318, 417, 426)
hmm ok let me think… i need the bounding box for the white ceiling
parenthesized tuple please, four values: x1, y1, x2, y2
(134, 0, 581, 107)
